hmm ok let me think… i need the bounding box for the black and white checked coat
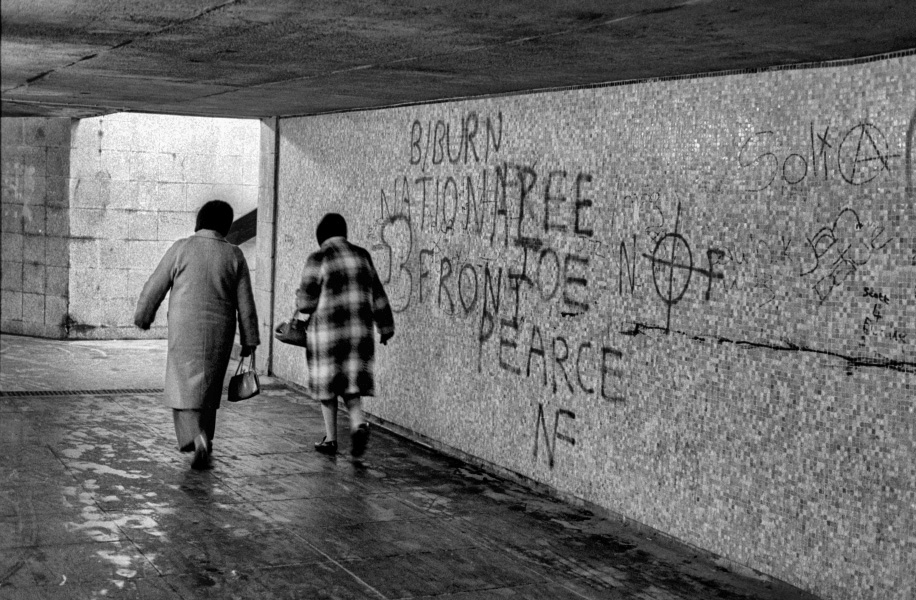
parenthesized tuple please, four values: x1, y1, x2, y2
(295, 236, 394, 401)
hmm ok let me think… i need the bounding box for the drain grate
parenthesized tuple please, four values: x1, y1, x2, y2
(0, 388, 165, 397)
(1, 384, 288, 398)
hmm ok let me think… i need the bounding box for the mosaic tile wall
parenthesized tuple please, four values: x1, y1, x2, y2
(271, 55, 916, 600)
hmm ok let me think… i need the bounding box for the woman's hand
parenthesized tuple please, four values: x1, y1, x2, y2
(240, 345, 256, 357)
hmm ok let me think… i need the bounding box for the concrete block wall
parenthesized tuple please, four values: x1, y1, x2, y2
(66, 113, 260, 339)
(269, 54, 915, 600)
(1, 117, 72, 338)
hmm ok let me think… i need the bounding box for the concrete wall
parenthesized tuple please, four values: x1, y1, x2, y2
(66, 113, 260, 339)
(254, 119, 278, 372)
(269, 55, 916, 600)
(1, 118, 72, 338)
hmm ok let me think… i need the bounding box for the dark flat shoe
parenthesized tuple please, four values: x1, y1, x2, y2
(314, 437, 338, 455)
(351, 423, 369, 458)
(191, 434, 210, 469)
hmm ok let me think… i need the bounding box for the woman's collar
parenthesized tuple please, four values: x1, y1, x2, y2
(321, 235, 346, 247)
(194, 229, 226, 240)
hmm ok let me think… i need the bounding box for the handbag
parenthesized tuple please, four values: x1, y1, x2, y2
(228, 352, 260, 402)
(274, 310, 309, 347)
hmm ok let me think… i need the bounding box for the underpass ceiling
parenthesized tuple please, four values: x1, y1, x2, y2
(2, 0, 915, 119)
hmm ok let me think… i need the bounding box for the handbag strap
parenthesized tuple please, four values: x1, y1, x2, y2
(235, 350, 257, 375)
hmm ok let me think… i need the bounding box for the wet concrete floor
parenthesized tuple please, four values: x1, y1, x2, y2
(0, 334, 820, 600)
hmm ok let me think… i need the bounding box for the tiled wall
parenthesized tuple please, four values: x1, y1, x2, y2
(269, 55, 915, 600)
(66, 113, 260, 339)
(1, 118, 71, 338)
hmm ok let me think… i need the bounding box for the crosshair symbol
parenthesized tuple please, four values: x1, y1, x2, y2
(642, 202, 701, 333)
(652, 232, 693, 307)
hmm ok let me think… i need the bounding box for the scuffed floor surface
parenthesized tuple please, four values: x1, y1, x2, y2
(0, 338, 820, 600)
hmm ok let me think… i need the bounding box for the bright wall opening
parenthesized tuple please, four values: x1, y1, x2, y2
(1, 113, 261, 339)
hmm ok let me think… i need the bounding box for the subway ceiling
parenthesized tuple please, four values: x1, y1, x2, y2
(2, 0, 915, 120)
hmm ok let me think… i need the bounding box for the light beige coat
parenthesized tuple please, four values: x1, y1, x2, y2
(134, 230, 259, 410)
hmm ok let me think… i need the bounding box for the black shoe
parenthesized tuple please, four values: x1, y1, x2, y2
(314, 437, 338, 455)
(191, 434, 210, 469)
(351, 423, 370, 458)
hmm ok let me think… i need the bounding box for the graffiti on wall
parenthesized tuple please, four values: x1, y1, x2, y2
(375, 112, 626, 409)
(368, 110, 914, 469)
(639, 202, 725, 332)
(738, 122, 900, 190)
(798, 207, 892, 304)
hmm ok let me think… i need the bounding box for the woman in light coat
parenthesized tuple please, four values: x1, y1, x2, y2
(134, 200, 259, 469)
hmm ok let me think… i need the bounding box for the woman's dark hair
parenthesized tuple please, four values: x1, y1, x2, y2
(316, 213, 347, 245)
(195, 200, 234, 237)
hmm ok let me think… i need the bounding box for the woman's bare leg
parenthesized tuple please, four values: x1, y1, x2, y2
(320, 400, 338, 441)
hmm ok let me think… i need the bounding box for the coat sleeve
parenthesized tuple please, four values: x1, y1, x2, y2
(133, 242, 179, 328)
(295, 253, 323, 315)
(235, 253, 260, 347)
(366, 253, 394, 336)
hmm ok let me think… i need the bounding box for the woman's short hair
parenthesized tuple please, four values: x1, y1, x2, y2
(195, 200, 234, 236)
(316, 213, 348, 245)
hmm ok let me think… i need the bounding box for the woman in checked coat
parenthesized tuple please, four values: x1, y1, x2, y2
(134, 200, 260, 469)
(296, 213, 394, 457)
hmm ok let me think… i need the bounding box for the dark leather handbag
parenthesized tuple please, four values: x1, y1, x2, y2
(274, 311, 308, 347)
(228, 352, 260, 402)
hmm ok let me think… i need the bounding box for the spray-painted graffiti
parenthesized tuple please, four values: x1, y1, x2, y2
(378, 167, 597, 243)
(639, 203, 725, 332)
(738, 121, 901, 191)
(374, 191, 624, 406)
(799, 208, 891, 304)
(409, 111, 504, 170)
(369, 110, 914, 470)
(375, 214, 413, 312)
(533, 404, 575, 468)
(374, 114, 632, 472)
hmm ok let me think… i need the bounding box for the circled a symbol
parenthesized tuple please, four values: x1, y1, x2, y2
(838, 123, 890, 186)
